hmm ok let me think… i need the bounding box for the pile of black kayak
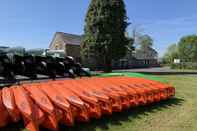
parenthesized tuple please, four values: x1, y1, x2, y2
(0, 47, 91, 83)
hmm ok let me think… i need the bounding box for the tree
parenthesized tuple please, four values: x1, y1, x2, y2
(163, 44, 179, 64)
(130, 24, 144, 47)
(138, 35, 153, 49)
(81, 0, 131, 72)
(178, 35, 197, 62)
(135, 34, 158, 59)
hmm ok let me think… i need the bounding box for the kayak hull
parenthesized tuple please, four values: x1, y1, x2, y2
(0, 76, 175, 131)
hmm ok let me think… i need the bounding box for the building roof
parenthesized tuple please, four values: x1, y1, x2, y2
(133, 47, 158, 60)
(58, 32, 82, 46)
(49, 32, 82, 48)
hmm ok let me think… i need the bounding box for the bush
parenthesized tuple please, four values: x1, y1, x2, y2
(171, 62, 197, 70)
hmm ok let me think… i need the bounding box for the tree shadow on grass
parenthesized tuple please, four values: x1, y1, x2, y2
(61, 97, 184, 131)
(0, 97, 184, 131)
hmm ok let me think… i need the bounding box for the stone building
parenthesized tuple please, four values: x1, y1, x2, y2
(131, 47, 159, 68)
(49, 32, 159, 69)
(49, 32, 81, 62)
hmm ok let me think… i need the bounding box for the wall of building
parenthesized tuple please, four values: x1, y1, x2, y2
(65, 44, 81, 62)
(49, 33, 159, 69)
(49, 34, 66, 52)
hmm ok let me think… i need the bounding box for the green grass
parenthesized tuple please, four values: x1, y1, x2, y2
(96, 72, 168, 83)
(1, 75, 197, 131)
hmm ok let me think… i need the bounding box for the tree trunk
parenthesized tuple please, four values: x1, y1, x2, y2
(104, 55, 112, 73)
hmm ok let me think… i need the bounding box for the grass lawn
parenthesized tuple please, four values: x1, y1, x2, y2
(1, 75, 197, 131)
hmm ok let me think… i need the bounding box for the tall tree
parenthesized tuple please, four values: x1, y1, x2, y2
(81, 0, 131, 72)
(138, 35, 153, 49)
(135, 34, 158, 59)
(163, 44, 179, 64)
(178, 35, 197, 62)
(131, 24, 144, 47)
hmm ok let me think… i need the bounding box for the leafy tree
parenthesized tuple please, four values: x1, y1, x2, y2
(135, 34, 158, 59)
(163, 44, 179, 64)
(130, 24, 144, 47)
(125, 32, 135, 52)
(81, 0, 131, 72)
(178, 35, 197, 62)
(138, 35, 153, 49)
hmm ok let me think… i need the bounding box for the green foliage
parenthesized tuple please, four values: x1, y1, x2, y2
(163, 44, 179, 64)
(138, 34, 153, 49)
(171, 62, 197, 70)
(136, 34, 158, 59)
(163, 35, 197, 69)
(178, 35, 197, 62)
(81, 0, 131, 72)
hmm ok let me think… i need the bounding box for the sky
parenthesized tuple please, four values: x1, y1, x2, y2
(0, 0, 197, 57)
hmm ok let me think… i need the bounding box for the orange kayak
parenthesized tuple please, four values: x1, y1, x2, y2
(0, 76, 175, 130)
(13, 86, 39, 131)
(39, 83, 74, 126)
(67, 80, 99, 104)
(31, 102, 45, 124)
(22, 84, 58, 130)
(166, 84, 175, 97)
(0, 90, 9, 127)
(148, 80, 175, 98)
(84, 78, 123, 112)
(58, 80, 102, 119)
(73, 79, 112, 115)
(137, 82, 161, 102)
(132, 83, 154, 104)
(120, 77, 174, 102)
(149, 81, 172, 100)
(141, 83, 160, 103)
(104, 78, 139, 107)
(52, 82, 89, 122)
(116, 77, 160, 103)
(23, 84, 55, 114)
(117, 78, 147, 105)
(52, 82, 85, 108)
(126, 77, 168, 100)
(93, 78, 130, 109)
(86, 79, 122, 112)
(130, 79, 162, 103)
(2, 87, 21, 122)
(41, 114, 58, 130)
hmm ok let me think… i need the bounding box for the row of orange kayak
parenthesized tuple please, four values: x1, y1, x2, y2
(0, 76, 175, 131)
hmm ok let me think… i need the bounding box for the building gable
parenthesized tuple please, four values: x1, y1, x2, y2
(49, 32, 66, 50)
(49, 32, 82, 59)
(61, 32, 82, 46)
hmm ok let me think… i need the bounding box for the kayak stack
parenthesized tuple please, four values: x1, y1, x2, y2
(0, 76, 175, 131)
